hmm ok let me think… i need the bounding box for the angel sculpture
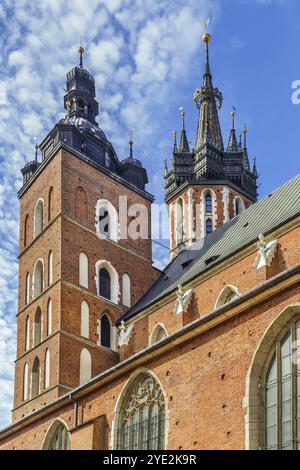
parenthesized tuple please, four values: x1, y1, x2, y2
(253, 234, 278, 270)
(175, 284, 193, 315)
(117, 321, 134, 347)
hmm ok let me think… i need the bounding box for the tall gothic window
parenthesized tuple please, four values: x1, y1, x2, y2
(234, 197, 245, 216)
(79, 348, 92, 385)
(24, 214, 29, 247)
(206, 218, 213, 235)
(25, 316, 30, 351)
(99, 268, 111, 300)
(79, 252, 89, 288)
(25, 272, 30, 305)
(34, 199, 44, 237)
(47, 299, 52, 336)
(33, 307, 42, 347)
(99, 208, 110, 238)
(31, 357, 40, 398)
(23, 363, 29, 401)
(264, 319, 300, 450)
(33, 259, 44, 298)
(44, 349, 50, 389)
(205, 193, 213, 214)
(115, 374, 166, 450)
(48, 251, 53, 286)
(48, 187, 53, 221)
(101, 314, 111, 349)
(122, 273, 131, 308)
(43, 421, 70, 450)
(176, 198, 184, 245)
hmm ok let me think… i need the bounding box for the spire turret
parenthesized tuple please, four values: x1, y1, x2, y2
(194, 32, 224, 152)
(179, 108, 190, 153)
(227, 108, 239, 152)
(173, 130, 178, 153)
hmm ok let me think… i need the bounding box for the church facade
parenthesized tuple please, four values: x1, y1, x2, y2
(0, 32, 300, 451)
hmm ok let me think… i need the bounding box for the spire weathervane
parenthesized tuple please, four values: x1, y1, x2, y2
(129, 129, 136, 158)
(179, 106, 186, 131)
(231, 106, 236, 129)
(78, 36, 85, 68)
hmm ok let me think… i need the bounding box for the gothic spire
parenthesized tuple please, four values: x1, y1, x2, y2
(227, 109, 239, 152)
(179, 109, 190, 153)
(253, 156, 258, 177)
(194, 32, 224, 152)
(173, 130, 178, 153)
(242, 125, 251, 170)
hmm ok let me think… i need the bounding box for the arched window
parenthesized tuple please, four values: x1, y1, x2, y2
(79, 348, 92, 385)
(47, 299, 52, 336)
(206, 218, 213, 235)
(25, 316, 30, 351)
(48, 251, 53, 286)
(122, 273, 131, 308)
(48, 187, 53, 221)
(33, 259, 44, 298)
(150, 324, 168, 346)
(264, 319, 300, 450)
(75, 186, 88, 221)
(205, 193, 213, 214)
(99, 268, 111, 299)
(115, 373, 166, 450)
(234, 196, 246, 216)
(215, 285, 240, 310)
(24, 214, 29, 247)
(44, 349, 50, 389)
(95, 200, 118, 242)
(43, 420, 70, 450)
(23, 363, 29, 401)
(176, 198, 184, 245)
(79, 252, 89, 288)
(25, 273, 30, 305)
(31, 357, 40, 398)
(34, 199, 44, 237)
(33, 307, 42, 347)
(96, 260, 119, 304)
(100, 314, 111, 349)
(80, 301, 89, 339)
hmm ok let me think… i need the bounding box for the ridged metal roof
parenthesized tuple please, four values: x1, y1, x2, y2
(119, 174, 300, 323)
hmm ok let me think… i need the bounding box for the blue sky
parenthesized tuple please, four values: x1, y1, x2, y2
(0, 0, 300, 428)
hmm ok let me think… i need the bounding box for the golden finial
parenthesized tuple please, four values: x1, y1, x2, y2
(173, 130, 177, 138)
(78, 36, 85, 68)
(203, 33, 211, 43)
(129, 130, 136, 158)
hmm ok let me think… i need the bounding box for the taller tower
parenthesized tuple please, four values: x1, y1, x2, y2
(165, 33, 258, 257)
(14, 47, 159, 422)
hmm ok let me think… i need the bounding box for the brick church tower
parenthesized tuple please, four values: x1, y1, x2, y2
(14, 46, 159, 422)
(164, 33, 258, 257)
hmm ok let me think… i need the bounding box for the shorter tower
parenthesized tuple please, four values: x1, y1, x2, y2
(165, 32, 258, 257)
